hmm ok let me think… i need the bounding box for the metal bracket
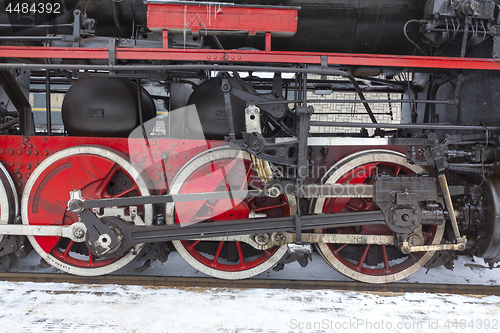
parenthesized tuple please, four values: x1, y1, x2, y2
(108, 38, 117, 66)
(230, 88, 287, 119)
(0, 222, 87, 243)
(221, 73, 236, 141)
(242, 132, 298, 166)
(72, 9, 81, 47)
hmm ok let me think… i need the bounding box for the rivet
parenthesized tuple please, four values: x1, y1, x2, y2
(16, 183, 22, 188)
(17, 149, 22, 155)
(34, 150, 39, 156)
(25, 151, 31, 155)
(28, 143, 33, 149)
(8, 162, 14, 167)
(23, 137, 29, 142)
(150, 166, 155, 171)
(26, 164, 31, 170)
(0, 149, 4, 155)
(172, 154, 177, 159)
(43, 150, 49, 156)
(8, 149, 13, 155)
(207, 56, 211, 59)
(157, 166, 161, 171)
(142, 153, 147, 158)
(155, 176, 160, 181)
(174, 167, 179, 171)
(166, 167, 172, 172)
(16, 164, 21, 169)
(26, 173, 30, 179)
(21, 143, 26, 149)
(16, 173, 22, 179)
(153, 154, 157, 159)
(151, 140, 157, 145)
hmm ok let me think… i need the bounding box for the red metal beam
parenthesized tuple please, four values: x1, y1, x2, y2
(146, 3, 299, 35)
(1, 45, 500, 70)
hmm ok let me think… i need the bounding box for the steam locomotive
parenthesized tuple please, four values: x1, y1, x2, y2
(0, 0, 499, 283)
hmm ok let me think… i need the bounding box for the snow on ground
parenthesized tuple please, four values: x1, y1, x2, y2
(3, 251, 500, 333)
(0, 280, 499, 333)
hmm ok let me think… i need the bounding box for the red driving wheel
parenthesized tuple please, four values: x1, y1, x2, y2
(314, 150, 444, 283)
(166, 147, 296, 279)
(21, 146, 153, 276)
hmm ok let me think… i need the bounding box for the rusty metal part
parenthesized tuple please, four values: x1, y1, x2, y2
(400, 238, 467, 254)
(438, 174, 467, 247)
(194, 232, 395, 250)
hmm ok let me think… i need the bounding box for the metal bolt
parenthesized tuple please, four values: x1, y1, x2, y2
(254, 233, 270, 246)
(400, 243, 410, 254)
(273, 232, 286, 246)
(73, 228, 85, 239)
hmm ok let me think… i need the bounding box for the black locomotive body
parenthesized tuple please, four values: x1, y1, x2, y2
(0, 0, 499, 283)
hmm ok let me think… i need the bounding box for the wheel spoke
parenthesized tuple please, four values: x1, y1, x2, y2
(381, 245, 391, 274)
(95, 164, 120, 198)
(333, 243, 348, 255)
(211, 241, 225, 267)
(236, 241, 246, 268)
(239, 165, 253, 191)
(345, 202, 361, 211)
(356, 244, 370, 271)
(422, 231, 433, 239)
(110, 184, 139, 198)
(63, 240, 75, 258)
(88, 249, 95, 264)
(222, 167, 237, 209)
(187, 240, 201, 249)
(254, 202, 287, 212)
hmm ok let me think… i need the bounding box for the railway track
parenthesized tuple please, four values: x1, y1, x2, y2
(0, 272, 499, 296)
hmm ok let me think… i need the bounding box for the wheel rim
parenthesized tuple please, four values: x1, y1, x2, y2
(166, 147, 296, 279)
(0, 162, 18, 243)
(21, 146, 153, 276)
(314, 150, 445, 283)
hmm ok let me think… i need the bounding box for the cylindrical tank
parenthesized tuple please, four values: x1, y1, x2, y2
(62, 77, 156, 137)
(187, 76, 257, 140)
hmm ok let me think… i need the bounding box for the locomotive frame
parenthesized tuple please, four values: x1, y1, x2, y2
(1, 0, 500, 283)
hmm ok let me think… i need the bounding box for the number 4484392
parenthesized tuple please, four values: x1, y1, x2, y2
(5, 2, 61, 14)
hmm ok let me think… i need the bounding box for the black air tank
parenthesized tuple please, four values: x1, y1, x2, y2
(62, 78, 156, 137)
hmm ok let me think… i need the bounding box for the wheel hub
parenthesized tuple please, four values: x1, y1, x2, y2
(211, 200, 250, 220)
